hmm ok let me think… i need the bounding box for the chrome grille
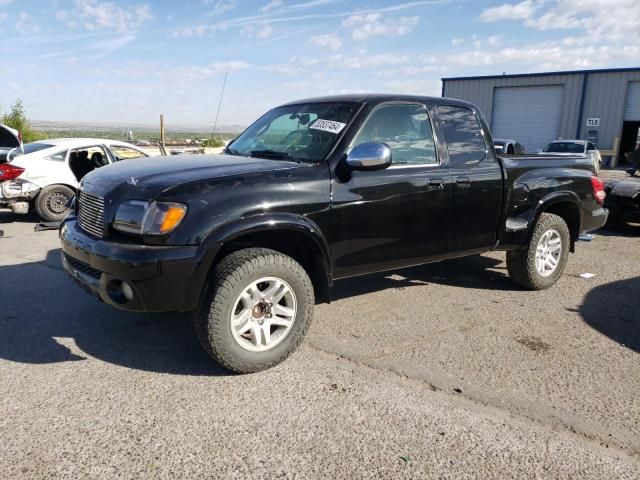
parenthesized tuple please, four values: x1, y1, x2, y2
(78, 191, 105, 238)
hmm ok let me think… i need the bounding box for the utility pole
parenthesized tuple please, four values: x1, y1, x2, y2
(212, 71, 228, 140)
(160, 114, 165, 148)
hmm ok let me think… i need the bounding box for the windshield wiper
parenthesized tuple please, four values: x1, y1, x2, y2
(223, 146, 242, 156)
(250, 150, 301, 163)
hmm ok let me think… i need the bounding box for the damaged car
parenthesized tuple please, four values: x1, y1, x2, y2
(0, 138, 150, 221)
(604, 179, 640, 228)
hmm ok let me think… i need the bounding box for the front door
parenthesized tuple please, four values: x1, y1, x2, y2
(329, 102, 452, 279)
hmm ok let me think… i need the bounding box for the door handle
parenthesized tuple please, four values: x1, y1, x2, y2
(455, 177, 471, 188)
(428, 178, 445, 190)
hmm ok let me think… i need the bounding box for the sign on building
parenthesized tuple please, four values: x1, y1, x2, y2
(586, 117, 600, 127)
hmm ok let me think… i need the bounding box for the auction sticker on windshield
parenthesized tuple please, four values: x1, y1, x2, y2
(310, 119, 347, 134)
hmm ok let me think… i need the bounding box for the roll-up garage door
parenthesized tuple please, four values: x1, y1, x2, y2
(491, 85, 563, 153)
(624, 82, 640, 120)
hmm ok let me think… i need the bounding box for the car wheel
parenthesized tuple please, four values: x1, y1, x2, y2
(35, 185, 75, 222)
(507, 213, 570, 290)
(194, 248, 315, 374)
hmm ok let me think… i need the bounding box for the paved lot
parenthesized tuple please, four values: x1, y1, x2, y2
(0, 213, 638, 478)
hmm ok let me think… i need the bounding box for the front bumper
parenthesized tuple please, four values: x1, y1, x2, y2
(60, 218, 220, 312)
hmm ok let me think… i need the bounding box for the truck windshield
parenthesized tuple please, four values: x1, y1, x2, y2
(228, 102, 359, 163)
(543, 142, 584, 153)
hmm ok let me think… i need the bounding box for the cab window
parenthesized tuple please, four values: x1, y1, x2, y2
(352, 104, 437, 165)
(438, 106, 487, 165)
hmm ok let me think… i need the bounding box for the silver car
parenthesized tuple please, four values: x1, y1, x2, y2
(540, 140, 603, 174)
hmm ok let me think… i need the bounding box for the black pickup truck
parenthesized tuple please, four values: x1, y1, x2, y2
(60, 94, 608, 373)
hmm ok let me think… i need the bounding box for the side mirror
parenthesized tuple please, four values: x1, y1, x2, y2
(345, 142, 392, 170)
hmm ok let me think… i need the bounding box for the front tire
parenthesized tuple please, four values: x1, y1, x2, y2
(35, 184, 74, 222)
(194, 248, 315, 374)
(507, 213, 570, 290)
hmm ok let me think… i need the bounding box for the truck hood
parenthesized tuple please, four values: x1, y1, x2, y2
(81, 154, 301, 197)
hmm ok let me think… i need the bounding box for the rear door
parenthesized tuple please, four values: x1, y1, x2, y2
(330, 102, 453, 278)
(435, 105, 504, 254)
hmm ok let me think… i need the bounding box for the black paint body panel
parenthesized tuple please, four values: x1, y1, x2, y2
(60, 94, 608, 312)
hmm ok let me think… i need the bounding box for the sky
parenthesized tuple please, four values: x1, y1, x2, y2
(0, 0, 639, 126)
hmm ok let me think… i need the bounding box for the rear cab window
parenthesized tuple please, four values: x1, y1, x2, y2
(437, 106, 487, 165)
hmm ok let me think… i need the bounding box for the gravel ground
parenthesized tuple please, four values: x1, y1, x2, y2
(0, 213, 638, 479)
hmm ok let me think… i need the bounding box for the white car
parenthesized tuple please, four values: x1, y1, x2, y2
(539, 140, 602, 175)
(0, 138, 150, 221)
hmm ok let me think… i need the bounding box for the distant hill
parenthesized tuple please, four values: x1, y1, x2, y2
(31, 120, 246, 135)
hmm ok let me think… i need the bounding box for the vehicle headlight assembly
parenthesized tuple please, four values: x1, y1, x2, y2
(112, 200, 187, 235)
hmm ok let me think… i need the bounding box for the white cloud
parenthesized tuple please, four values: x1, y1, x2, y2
(527, 0, 640, 41)
(487, 35, 501, 46)
(324, 52, 409, 70)
(309, 33, 342, 51)
(424, 39, 640, 72)
(257, 23, 273, 39)
(342, 12, 382, 28)
(286, 0, 340, 9)
(479, 0, 537, 22)
(90, 33, 137, 58)
(343, 13, 419, 41)
(74, 0, 153, 32)
(157, 61, 249, 82)
(241, 22, 274, 39)
(480, 0, 640, 42)
(0, 0, 13, 6)
(16, 12, 41, 35)
(451, 37, 464, 46)
(384, 78, 442, 96)
(206, 0, 237, 14)
(261, 0, 283, 12)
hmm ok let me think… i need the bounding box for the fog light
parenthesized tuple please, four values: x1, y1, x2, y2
(121, 281, 134, 301)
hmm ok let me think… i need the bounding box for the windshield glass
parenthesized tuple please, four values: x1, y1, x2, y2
(543, 142, 584, 153)
(229, 102, 359, 163)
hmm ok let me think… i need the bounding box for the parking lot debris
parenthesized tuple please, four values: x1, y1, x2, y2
(0, 230, 3, 238)
(34, 221, 61, 232)
(579, 273, 596, 279)
(578, 233, 594, 241)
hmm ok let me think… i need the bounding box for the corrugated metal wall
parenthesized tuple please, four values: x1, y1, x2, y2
(443, 69, 640, 151)
(581, 71, 640, 148)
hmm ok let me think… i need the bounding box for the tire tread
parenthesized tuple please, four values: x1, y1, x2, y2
(194, 248, 314, 374)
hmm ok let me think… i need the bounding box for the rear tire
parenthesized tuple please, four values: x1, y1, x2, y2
(194, 248, 315, 374)
(35, 184, 74, 222)
(507, 213, 570, 290)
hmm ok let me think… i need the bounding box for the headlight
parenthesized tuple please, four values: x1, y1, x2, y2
(112, 200, 187, 235)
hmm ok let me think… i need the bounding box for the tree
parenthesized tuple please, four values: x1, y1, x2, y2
(1, 99, 45, 143)
(203, 137, 225, 148)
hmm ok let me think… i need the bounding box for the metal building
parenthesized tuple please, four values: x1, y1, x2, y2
(442, 67, 640, 165)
